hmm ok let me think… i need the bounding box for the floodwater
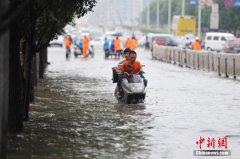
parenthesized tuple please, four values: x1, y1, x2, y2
(7, 45, 240, 159)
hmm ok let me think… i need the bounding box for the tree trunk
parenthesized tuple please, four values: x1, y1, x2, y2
(23, 42, 33, 121)
(0, 31, 9, 159)
(39, 47, 47, 79)
(8, 23, 23, 133)
(23, 1, 36, 121)
(0, 0, 9, 158)
(32, 53, 37, 85)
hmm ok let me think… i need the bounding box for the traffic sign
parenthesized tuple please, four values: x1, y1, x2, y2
(199, 0, 206, 7)
(205, 0, 213, 6)
(225, 0, 233, 8)
(234, 0, 240, 8)
(189, 0, 197, 6)
(211, 3, 219, 13)
(198, 0, 212, 7)
(210, 13, 219, 29)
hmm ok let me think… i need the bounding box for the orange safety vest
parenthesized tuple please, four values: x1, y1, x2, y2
(82, 37, 89, 48)
(130, 39, 137, 51)
(125, 38, 131, 49)
(114, 39, 121, 51)
(65, 36, 71, 48)
(192, 41, 201, 51)
(82, 37, 89, 58)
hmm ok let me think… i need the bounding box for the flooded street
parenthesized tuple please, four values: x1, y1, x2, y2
(7, 45, 240, 159)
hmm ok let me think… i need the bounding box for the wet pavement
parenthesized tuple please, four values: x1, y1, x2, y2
(7, 45, 240, 159)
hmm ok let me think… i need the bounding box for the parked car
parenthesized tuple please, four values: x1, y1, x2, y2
(173, 36, 185, 48)
(150, 34, 180, 51)
(49, 35, 64, 47)
(204, 32, 235, 51)
(222, 38, 240, 54)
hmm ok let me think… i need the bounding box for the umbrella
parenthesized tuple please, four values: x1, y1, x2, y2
(183, 34, 195, 40)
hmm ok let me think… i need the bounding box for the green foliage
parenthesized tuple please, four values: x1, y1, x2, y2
(34, 0, 96, 51)
(140, 27, 168, 34)
(215, 0, 240, 33)
(11, 0, 96, 52)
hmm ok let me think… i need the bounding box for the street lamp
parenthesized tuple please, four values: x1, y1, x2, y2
(182, 0, 185, 16)
(168, 0, 171, 33)
(198, 1, 202, 38)
(156, 0, 160, 28)
(147, 1, 150, 28)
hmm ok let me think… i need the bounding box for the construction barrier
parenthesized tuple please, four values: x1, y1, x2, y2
(152, 44, 240, 78)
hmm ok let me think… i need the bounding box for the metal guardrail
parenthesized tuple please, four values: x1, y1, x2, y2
(152, 45, 240, 78)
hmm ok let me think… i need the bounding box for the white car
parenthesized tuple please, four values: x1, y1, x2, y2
(204, 32, 235, 51)
(49, 35, 64, 47)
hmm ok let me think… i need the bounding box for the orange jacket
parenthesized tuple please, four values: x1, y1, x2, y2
(192, 40, 201, 51)
(125, 38, 131, 49)
(118, 60, 141, 74)
(65, 36, 71, 48)
(114, 38, 121, 51)
(130, 39, 137, 50)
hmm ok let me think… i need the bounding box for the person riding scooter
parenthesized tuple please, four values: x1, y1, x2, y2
(113, 48, 131, 96)
(117, 50, 147, 98)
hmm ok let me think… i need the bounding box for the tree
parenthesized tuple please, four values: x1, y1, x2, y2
(215, 0, 240, 34)
(7, 0, 96, 132)
(0, 0, 9, 158)
(21, 0, 97, 121)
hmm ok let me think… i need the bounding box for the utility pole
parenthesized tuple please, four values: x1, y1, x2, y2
(182, 0, 185, 16)
(168, 0, 172, 33)
(0, 0, 9, 158)
(140, 0, 144, 25)
(107, 0, 111, 28)
(147, 1, 150, 28)
(156, 0, 160, 28)
(198, 3, 202, 38)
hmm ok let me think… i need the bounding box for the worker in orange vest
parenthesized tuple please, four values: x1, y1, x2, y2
(65, 35, 72, 58)
(82, 36, 89, 58)
(130, 36, 137, 51)
(125, 37, 131, 49)
(114, 36, 122, 60)
(192, 37, 201, 51)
